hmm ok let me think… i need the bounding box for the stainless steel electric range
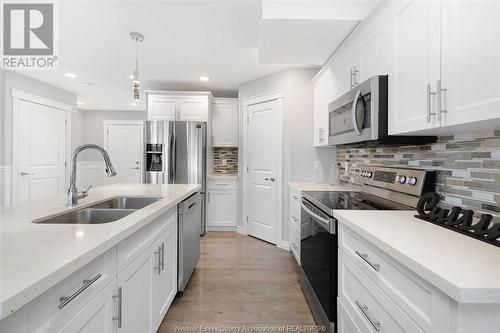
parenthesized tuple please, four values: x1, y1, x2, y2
(299, 165, 435, 333)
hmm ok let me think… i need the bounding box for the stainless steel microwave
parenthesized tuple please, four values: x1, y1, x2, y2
(328, 75, 435, 146)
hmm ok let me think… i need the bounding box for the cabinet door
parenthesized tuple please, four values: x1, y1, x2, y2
(178, 98, 208, 121)
(337, 49, 361, 95)
(389, 0, 441, 134)
(359, 20, 393, 80)
(212, 99, 238, 147)
(147, 96, 177, 120)
(440, 1, 500, 128)
(117, 245, 155, 333)
(313, 72, 336, 147)
(152, 226, 178, 330)
(207, 190, 237, 227)
(57, 281, 117, 333)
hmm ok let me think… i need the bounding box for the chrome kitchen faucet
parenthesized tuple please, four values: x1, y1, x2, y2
(67, 144, 117, 207)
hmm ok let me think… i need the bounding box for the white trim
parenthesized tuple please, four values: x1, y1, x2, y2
(242, 91, 284, 248)
(279, 241, 290, 252)
(11, 89, 73, 111)
(11, 89, 72, 205)
(236, 225, 247, 235)
(241, 90, 285, 106)
(103, 120, 145, 183)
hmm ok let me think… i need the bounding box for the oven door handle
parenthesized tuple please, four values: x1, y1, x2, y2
(300, 198, 334, 233)
(351, 90, 362, 136)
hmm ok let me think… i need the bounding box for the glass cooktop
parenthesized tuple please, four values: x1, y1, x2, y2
(301, 191, 412, 216)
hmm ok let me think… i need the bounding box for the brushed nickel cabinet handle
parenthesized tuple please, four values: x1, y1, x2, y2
(355, 251, 381, 272)
(160, 242, 165, 271)
(355, 300, 381, 332)
(427, 84, 436, 123)
(112, 287, 122, 328)
(154, 247, 161, 274)
(437, 80, 447, 121)
(59, 274, 101, 309)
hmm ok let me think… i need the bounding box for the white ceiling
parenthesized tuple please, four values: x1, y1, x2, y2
(21, 1, 377, 111)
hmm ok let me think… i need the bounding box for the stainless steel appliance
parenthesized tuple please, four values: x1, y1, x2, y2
(178, 192, 201, 291)
(144, 121, 207, 234)
(299, 165, 435, 332)
(328, 75, 436, 146)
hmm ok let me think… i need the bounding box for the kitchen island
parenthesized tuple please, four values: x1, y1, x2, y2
(0, 183, 200, 332)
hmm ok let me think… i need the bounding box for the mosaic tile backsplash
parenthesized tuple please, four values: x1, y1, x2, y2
(213, 147, 238, 174)
(337, 130, 500, 222)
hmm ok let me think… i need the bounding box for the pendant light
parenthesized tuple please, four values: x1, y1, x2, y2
(130, 32, 144, 101)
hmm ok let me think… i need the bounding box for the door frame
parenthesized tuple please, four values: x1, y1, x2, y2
(241, 90, 284, 248)
(102, 120, 145, 183)
(10, 89, 73, 205)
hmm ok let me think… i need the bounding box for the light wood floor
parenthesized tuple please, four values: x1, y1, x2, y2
(158, 232, 315, 332)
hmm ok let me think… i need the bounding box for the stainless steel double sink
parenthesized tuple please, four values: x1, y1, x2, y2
(34, 197, 162, 224)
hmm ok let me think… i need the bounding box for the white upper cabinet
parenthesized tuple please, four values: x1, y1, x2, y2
(440, 1, 500, 128)
(312, 71, 335, 147)
(147, 92, 213, 122)
(211, 98, 238, 147)
(389, 0, 441, 134)
(147, 96, 177, 121)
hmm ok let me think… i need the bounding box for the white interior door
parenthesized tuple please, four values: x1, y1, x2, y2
(246, 99, 281, 244)
(17, 100, 67, 203)
(104, 121, 143, 184)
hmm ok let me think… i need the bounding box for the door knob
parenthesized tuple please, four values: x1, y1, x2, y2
(264, 177, 276, 182)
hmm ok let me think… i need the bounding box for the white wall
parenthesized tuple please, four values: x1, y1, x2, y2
(238, 68, 337, 244)
(76, 109, 146, 160)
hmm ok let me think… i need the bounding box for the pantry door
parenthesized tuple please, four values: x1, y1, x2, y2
(243, 95, 283, 245)
(14, 91, 71, 204)
(103, 120, 144, 184)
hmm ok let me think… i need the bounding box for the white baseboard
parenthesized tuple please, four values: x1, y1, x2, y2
(206, 225, 237, 232)
(236, 225, 247, 235)
(279, 241, 290, 251)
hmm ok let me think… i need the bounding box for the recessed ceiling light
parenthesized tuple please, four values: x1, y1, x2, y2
(130, 102, 137, 106)
(64, 72, 77, 79)
(199, 76, 210, 81)
(77, 101, 85, 106)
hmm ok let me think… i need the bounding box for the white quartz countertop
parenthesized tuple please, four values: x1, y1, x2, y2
(289, 181, 359, 192)
(334, 210, 500, 304)
(0, 183, 200, 320)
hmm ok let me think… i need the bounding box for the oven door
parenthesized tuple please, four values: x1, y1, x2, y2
(300, 198, 337, 323)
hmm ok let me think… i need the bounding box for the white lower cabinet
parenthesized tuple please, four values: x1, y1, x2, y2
(338, 223, 500, 333)
(152, 226, 178, 330)
(288, 188, 301, 264)
(57, 280, 117, 333)
(207, 180, 238, 231)
(0, 206, 180, 333)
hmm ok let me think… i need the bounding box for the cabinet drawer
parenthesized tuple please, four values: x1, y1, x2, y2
(337, 298, 361, 333)
(338, 250, 424, 333)
(208, 180, 237, 190)
(289, 219, 300, 264)
(117, 207, 177, 273)
(339, 224, 449, 331)
(26, 248, 116, 333)
(289, 190, 301, 228)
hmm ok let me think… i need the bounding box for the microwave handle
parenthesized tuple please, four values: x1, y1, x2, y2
(351, 90, 362, 136)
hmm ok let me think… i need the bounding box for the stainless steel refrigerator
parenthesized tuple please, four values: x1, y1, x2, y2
(144, 121, 207, 235)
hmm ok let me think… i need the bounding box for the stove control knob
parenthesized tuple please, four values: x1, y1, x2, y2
(397, 175, 406, 184)
(366, 171, 373, 178)
(407, 176, 417, 186)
